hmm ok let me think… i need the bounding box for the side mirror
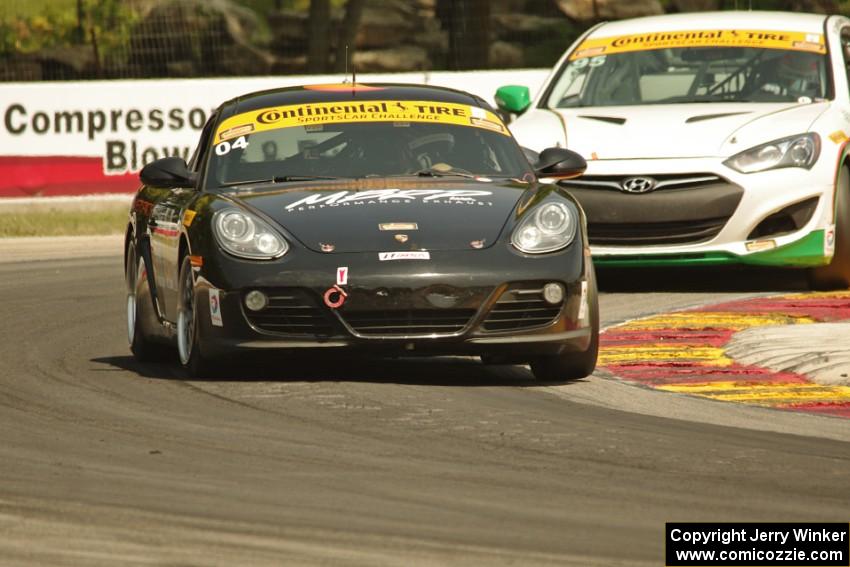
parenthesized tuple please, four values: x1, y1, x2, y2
(534, 147, 587, 180)
(140, 157, 196, 188)
(495, 85, 531, 115)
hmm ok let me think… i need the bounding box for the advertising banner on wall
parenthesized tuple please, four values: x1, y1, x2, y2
(0, 70, 546, 198)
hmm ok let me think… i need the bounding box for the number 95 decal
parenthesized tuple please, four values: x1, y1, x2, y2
(215, 136, 249, 156)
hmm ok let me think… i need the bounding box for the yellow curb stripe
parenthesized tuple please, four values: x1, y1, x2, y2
(781, 291, 850, 300)
(599, 344, 732, 366)
(618, 312, 814, 331)
(657, 381, 850, 405)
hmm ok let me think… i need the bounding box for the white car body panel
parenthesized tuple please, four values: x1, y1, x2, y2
(515, 102, 830, 159)
(508, 11, 850, 266)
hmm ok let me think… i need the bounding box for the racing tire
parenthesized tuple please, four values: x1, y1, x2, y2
(809, 166, 850, 290)
(126, 241, 171, 362)
(176, 255, 216, 378)
(530, 267, 600, 382)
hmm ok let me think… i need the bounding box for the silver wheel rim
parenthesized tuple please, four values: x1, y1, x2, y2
(177, 268, 195, 365)
(127, 292, 136, 346)
(126, 255, 141, 347)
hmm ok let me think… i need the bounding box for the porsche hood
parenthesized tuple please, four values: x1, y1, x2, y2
(230, 180, 529, 253)
(552, 101, 829, 159)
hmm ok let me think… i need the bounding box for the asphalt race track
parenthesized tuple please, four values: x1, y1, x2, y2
(1, 253, 849, 566)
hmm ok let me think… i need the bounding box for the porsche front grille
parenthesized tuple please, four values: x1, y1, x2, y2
(244, 289, 336, 336)
(340, 309, 476, 337)
(482, 285, 563, 332)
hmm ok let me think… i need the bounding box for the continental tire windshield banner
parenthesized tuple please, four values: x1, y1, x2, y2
(570, 29, 826, 60)
(214, 100, 508, 143)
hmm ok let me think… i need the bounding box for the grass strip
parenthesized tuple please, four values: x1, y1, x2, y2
(0, 207, 128, 237)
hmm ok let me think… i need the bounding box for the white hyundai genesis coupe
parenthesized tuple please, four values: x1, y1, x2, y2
(497, 11, 850, 288)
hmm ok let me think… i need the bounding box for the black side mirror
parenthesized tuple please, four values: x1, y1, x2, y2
(140, 157, 196, 188)
(534, 147, 587, 180)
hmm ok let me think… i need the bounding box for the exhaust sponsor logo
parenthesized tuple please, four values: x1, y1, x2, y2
(284, 189, 494, 212)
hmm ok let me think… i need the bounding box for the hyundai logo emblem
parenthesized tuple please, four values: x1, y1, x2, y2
(620, 176, 658, 193)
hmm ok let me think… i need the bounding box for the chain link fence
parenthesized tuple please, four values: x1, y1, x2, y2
(0, 0, 843, 82)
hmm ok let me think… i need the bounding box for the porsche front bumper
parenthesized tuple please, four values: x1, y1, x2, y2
(189, 242, 594, 358)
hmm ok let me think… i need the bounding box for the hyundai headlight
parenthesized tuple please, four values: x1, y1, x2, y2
(213, 208, 288, 259)
(723, 133, 820, 174)
(511, 201, 577, 254)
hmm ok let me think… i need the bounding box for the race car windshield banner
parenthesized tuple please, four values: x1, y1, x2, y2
(570, 29, 826, 60)
(214, 100, 509, 143)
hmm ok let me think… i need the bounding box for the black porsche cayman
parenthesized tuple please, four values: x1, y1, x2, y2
(125, 83, 599, 380)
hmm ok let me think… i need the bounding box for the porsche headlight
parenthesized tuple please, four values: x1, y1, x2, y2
(723, 133, 820, 174)
(511, 201, 577, 254)
(213, 208, 288, 259)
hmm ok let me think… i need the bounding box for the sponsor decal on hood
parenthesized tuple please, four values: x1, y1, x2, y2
(284, 189, 494, 212)
(234, 180, 526, 254)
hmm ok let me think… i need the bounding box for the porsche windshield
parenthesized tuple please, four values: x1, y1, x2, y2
(547, 46, 830, 108)
(207, 119, 533, 187)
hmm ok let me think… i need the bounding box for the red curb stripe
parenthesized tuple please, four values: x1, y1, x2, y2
(604, 360, 725, 369)
(699, 298, 850, 321)
(609, 366, 809, 386)
(601, 329, 735, 348)
(780, 402, 850, 418)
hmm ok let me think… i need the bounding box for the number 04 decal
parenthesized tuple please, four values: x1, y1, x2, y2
(215, 135, 249, 156)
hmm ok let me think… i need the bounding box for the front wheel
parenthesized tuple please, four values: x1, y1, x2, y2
(530, 267, 599, 382)
(127, 241, 171, 362)
(177, 255, 216, 377)
(809, 166, 850, 290)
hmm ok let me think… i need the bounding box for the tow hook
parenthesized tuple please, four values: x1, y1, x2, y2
(323, 285, 348, 309)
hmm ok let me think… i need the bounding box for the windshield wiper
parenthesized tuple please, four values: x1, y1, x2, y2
(413, 168, 478, 179)
(646, 95, 755, 104)
(382, 169, 481, 179)
(221, 175, 339, 187)
(556, 94, 587, 108)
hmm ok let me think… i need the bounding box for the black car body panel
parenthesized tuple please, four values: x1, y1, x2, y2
(233, 179, 523, 253)
(126, 83, 597, 377)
